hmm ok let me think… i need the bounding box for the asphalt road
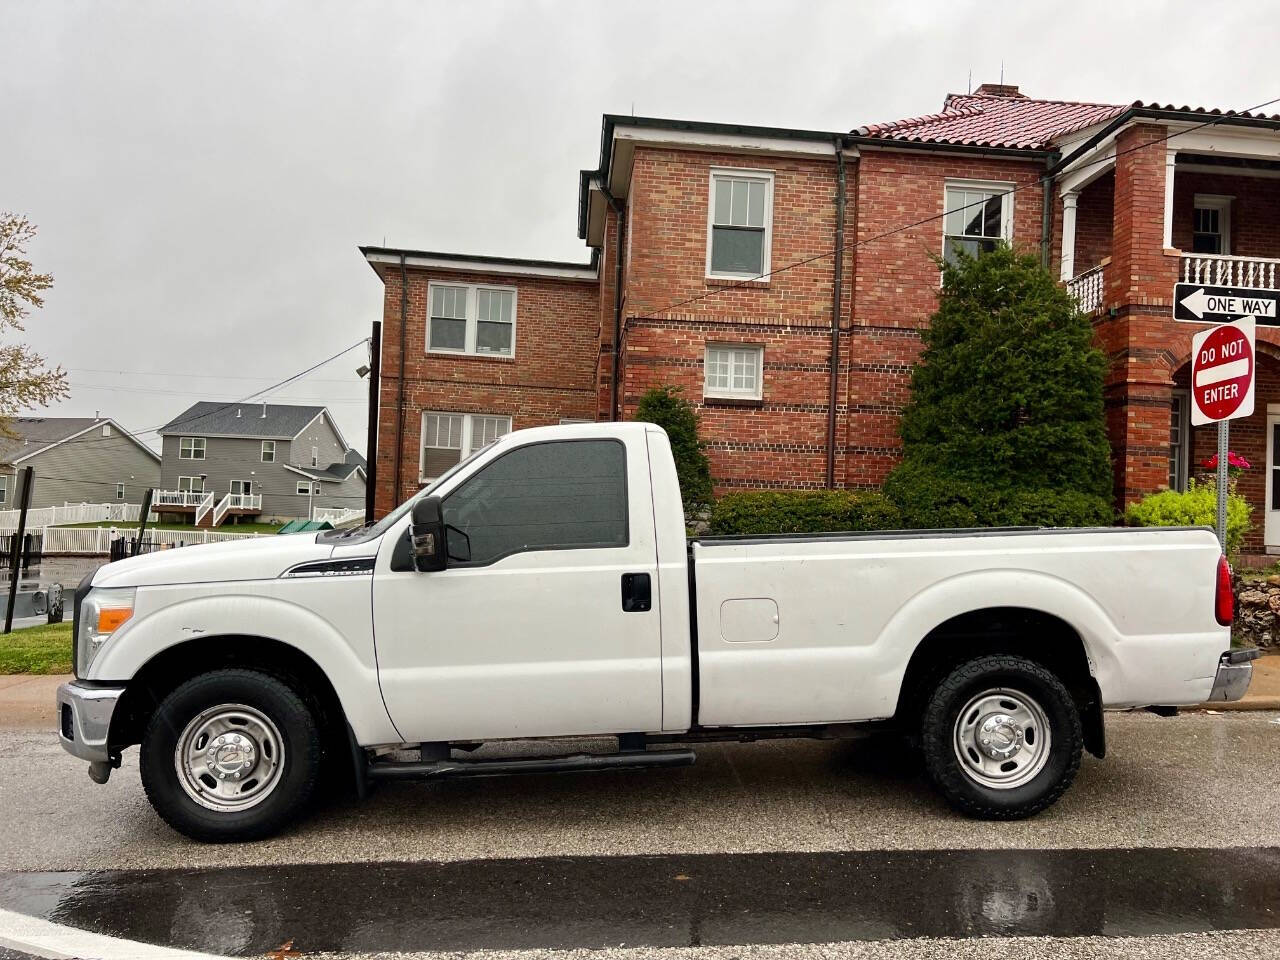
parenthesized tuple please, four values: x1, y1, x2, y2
(1, 710, 1279, 958)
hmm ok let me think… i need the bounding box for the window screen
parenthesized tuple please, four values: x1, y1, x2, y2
(443, 440, 628, 565)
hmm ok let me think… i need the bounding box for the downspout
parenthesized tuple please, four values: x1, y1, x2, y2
(825, 139, 847, 488)
(392, 253, 407, 506)
(599, 183, 626, 421)
(1040, 153, 1058, 269)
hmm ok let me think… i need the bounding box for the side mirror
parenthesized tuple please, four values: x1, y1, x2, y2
(409, 496, 447, 572)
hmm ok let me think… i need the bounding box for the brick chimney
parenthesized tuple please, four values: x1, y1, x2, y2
(973, 83, 1025, 98)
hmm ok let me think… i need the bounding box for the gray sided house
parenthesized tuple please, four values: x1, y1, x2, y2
(0, 417, 160, 510)
(156, 402, 366, 525)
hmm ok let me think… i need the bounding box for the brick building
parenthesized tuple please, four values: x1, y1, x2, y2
(361, 85, 1280, 550)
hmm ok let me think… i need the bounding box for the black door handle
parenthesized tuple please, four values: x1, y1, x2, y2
(621, 572, 651, 612)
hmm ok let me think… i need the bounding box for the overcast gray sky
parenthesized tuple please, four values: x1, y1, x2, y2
(3, 0, 1275, 456)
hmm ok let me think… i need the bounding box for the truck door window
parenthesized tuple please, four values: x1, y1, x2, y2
(442, 439, 628, 565)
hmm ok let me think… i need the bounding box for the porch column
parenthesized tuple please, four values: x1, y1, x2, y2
(1162, 149, 1177, 250)
(1059, 191, 1079, 281)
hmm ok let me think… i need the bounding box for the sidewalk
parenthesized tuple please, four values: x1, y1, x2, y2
(3, 658, 1279, 731)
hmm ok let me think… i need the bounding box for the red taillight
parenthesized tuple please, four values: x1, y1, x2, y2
(1215, 555, 1234, 627)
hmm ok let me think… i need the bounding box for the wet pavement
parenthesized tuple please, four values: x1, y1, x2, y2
(2, 710, 1279, 957)
(1, 847, 1279, 955)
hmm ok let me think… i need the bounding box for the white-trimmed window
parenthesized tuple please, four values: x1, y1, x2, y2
(178, 476, 204, 493)
(704, 344, 764, 400)
(261, 440, 276, 463)
(707, 168, 774, 279)
(421, 412, 512, 480)
(0, 476, 9, 504)
(115, 483, 125, 500)
(311, 445, 318, 467)
(1193, 194, 1232, 255)
(179, 437, 206, 460)
(296, 480, 311, 495)
(943, 181, 1013, 265)
(427, 282, 517, 357)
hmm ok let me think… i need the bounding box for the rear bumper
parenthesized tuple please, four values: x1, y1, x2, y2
(56, 681, 125, 763)
(1207, 648, 1261, 702)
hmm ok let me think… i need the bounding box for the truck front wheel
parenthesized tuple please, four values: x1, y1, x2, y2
(139, 668, 322, 842)
(920, 655, 1082, 820)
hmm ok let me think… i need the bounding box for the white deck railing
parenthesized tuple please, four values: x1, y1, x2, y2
(312, 506, 365, 526)
(153, 490, 208, 508)
(1182, 253, 1280, 289)
(213, 493, 262, 526)
(1066, 263, 1105, 313)
(193, 491, 215, 526)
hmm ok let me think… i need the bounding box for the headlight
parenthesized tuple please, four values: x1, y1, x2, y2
(76, 587, 135, 677)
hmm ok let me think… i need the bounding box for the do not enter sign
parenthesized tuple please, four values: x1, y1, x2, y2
(1191, 316, 1256, 426)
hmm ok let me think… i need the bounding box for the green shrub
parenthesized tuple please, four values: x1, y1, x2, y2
(885, 245, 1114, 527)
(709, 490, 901, 535)
(884, 461, 1114, 530)
(632, 385, 713, 516)
(1125, 480, 1251, 556)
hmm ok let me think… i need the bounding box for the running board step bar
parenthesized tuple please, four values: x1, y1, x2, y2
(366, 749, 696, 781)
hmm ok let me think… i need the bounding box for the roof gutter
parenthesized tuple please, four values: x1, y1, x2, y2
(826, 137, 847, 488)
(598, 181, 627, 421)
(393, 253, 407, 507)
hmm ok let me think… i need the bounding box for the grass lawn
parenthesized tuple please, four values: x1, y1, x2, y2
(0, 622, 73, 674)
(56, 521, 285, 534)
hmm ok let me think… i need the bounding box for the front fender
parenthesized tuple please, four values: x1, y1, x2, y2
(90, 585, 400, 745)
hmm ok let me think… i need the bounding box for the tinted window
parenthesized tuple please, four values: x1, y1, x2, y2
(443, 440, 628, 564)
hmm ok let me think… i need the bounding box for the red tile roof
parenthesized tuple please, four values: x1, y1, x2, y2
(858, 93, 1127, 150)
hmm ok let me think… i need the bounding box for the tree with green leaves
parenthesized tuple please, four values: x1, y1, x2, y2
(884, 245, 1114, 528)
(0, 214, 68, 433)
(632, 385, 713, 518)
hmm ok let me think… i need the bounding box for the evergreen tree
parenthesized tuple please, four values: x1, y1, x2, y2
(632, 385, 713, 517)
(885, 245, 1114, 527)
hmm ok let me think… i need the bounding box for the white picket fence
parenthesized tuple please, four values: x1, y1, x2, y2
(312, 506, 365, 526)
(0, 501, 160, 530)
(38, 525, 269, 555)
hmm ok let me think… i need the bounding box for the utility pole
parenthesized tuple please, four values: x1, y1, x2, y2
(4, 467, 34, 634)
(365, 321, 381, 525)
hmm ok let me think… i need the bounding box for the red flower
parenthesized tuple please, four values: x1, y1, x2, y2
(1201, 452, 1251, 470)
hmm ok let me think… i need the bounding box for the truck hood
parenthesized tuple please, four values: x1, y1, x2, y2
(91, 533, 340, 588)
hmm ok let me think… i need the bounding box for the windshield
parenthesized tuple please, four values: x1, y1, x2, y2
(358, 441, 496, 539)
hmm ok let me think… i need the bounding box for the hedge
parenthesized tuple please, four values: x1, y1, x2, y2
(1125, 480, 1251, 556)
(708, 490, 901, 536)
(883, 461, 1115, 530)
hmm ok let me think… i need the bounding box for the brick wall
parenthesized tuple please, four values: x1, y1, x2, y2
(1073, 170, 1114, 271)
(373, 265, 599, 516)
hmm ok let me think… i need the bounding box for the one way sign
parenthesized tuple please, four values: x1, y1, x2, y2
(1174, 282, 1279, 325)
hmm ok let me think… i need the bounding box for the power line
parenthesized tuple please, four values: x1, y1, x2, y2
(631, 94, 1280, 322)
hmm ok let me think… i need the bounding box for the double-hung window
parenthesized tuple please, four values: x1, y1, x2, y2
(179, 437, 205, 460)
(704, 344, 764, 400)
(178, 476, 204, 493)
(1193, 195, 1232, 255)
(427, 282, 517, 357)
(0, 476, 9, 505)
(421, 412, 512, 481)
(261, 440, 275, 463)
(943, 181, 1012, 265)
(115, 483, 125, 500)
(707, 169, 773, 279)
(1169, 391, 1190, 491)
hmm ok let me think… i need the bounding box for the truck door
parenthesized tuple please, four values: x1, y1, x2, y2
(371, 434, 664, 743)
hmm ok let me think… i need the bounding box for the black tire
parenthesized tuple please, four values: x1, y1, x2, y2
(920, 655, 1082, 820)
(140, 668, 322, 842)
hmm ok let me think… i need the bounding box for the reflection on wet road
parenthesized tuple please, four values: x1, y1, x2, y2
(1, 847, 1277, 956)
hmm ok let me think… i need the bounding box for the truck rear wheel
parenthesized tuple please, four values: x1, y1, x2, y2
(139, 668, 321, 842)
(920, 655, 1082, 819)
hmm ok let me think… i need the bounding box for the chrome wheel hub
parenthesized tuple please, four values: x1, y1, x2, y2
(953, 689, 1051, 790)
(175, 704, 285, 812)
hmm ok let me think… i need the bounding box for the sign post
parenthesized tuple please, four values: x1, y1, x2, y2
(1190, 316, 1257, 551)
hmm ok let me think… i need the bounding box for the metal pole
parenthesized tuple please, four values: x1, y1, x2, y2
(134, 487, 154, 558)
(365, 320, 381, 525)
(4, 467, 33, 634)
(1216, 421, 1229, 552)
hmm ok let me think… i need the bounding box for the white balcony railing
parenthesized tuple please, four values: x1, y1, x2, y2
(194, 491, 215, 526)
(153, 490, 208, 508)
(1182, 253, 1280, 290)
(1067, 263, 1105, 313)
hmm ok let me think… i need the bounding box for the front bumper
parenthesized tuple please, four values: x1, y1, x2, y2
(56, 681, 125, 763)
(1207, 648, 1261, 702)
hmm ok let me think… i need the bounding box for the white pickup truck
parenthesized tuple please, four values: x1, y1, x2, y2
(57, 422, 1255, 842)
